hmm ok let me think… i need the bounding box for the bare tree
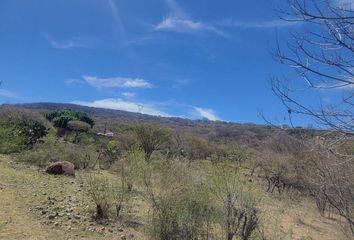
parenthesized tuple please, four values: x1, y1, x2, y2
(272, 1, 354, 236)
(273, 0, 353, 133)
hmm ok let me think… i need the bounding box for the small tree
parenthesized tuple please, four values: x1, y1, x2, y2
(210, 164, 259, 240)
(46, 110, 94, 129)
(82, 173, 111, 220)
(67, 120, 91, 143)
(134, 124, 172, 162)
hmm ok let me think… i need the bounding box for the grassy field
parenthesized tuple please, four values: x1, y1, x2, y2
(0, 154, 347, 240)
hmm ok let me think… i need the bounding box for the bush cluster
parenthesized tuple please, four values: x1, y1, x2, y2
(0, 107, 48, 154)
(46, 110, 94, 129)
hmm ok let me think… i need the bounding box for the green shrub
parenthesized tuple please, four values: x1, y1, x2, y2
(185, 136, 213, 160)
(209, 164, 260, 240)
(21, 144, 52, 167)
(21, 141, 99, 169)
(81, 171, 132, 221)
(82, 173, 111, 220)
(17, 121, 48, 147)
(140, 160, 216, 239)
(0, 107, 48, 153)
(46, 110, 94, 129)
(0, 126, 27, 154)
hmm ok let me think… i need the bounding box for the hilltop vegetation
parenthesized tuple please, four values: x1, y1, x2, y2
(0, 104, 352, 240)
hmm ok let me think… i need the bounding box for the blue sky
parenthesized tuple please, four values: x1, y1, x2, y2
(0, 0, 343, 125)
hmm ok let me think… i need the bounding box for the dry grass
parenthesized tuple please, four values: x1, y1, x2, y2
(259, 193, 348, 240)
(0, 155, 145, 240)
(0, 154, 349, 240)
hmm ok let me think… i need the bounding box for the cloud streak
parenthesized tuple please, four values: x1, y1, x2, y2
(193, 107, 220, 121)
(218, 18, 300, 29)
(0, 89, 18, 98)
(65, 79, 83, 85)
(73, 98, 170, 117)
(49, 39, 86, 49)
(155, 0, 226, 37)
(154, 0, 298, 37)
(122, 92, 136, 98)
(45, 33, 98, 49)
(83, 76, 153, 89)
(71, 98, 221, 121)
(156, 17, 225, 36)
(106, 0, 126, 40)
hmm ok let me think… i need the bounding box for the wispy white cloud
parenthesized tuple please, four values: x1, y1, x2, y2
(73, 98, 170, 117)
(83, 76, 153, 89)
(65, 79, 83, 85)
(49, 39, 85, 49)
(106, 0, 126, 40)
(45, 33, 96, 49)
(193, 107, 220, 121)
(156, 17, 225, 36)
(218, 18, 300, 29)
(71, 97, 222, 121)
(122, 92, 136, 98)
(166, 0, 185, 18)
(155, 0, 225, 37)
(0, 89, 18, 98)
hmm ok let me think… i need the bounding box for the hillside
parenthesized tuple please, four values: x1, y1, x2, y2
(0, 103, 352, 240)
(3, 102, 315, 150)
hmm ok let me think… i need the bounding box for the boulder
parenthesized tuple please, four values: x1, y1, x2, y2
(46, 161, 75, 176)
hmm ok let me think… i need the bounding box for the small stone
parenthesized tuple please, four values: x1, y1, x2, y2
(121, 236, 126, 240)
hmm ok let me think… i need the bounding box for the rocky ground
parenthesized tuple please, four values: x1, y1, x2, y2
(0, 154, 348, 240)
(0, 155, 146, 240)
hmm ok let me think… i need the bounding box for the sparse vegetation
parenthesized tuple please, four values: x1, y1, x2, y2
(133, 124, 172, 162)
(0, 107, 48, 154)
(0, 104, 352, 239)
(210, 164, 259, 240)
(1, 0, 352, 238)
(82, 173, 112, 220)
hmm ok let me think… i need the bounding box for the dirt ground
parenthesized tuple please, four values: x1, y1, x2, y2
(0, 154, 349, 240)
